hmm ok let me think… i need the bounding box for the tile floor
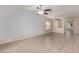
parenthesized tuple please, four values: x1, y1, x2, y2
(0, 33, 79, 53)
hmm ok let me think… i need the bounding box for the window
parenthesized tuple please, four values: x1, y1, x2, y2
(45, 21, 51, 30)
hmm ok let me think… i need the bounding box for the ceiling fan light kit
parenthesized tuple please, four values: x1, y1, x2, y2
(37, 11, 44, 14)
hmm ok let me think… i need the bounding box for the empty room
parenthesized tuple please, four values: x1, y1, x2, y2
(0, 5, 79, 53)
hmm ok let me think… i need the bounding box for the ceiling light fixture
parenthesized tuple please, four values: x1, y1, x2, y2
(37, 11, 44, 14)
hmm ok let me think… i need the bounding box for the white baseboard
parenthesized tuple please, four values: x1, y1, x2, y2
(0, 31, 51, 44)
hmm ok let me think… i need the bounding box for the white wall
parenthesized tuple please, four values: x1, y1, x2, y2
(16, 9, 51, 38)
(0, 6, 19, 40)
(73, 17, 79, 34)
(0, 6, 51, 41)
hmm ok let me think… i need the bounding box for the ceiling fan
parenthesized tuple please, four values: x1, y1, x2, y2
(36, 5, 52, 15)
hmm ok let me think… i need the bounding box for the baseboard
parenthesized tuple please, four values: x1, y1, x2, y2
(0, 31, 51, 44)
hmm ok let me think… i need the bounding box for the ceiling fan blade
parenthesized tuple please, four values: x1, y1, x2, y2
(44, 9, 51, 11)
(36, 7, 40, 9)
(44, 12, 48, 15)
(36, 5, 42, 9)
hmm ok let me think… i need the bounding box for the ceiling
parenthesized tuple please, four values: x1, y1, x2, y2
(21, 5, 79, 18)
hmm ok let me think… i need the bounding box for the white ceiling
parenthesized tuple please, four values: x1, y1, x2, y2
(21, 5, 79, 18)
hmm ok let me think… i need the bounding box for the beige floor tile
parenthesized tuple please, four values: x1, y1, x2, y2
(0, 33, 79, 53)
